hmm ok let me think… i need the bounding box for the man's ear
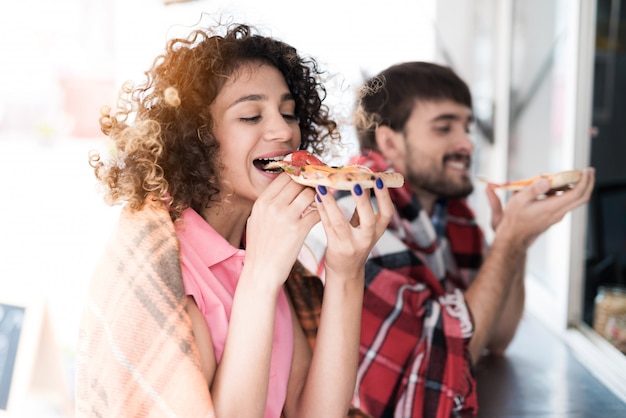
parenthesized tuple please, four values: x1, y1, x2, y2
(375, 125, 404, 166)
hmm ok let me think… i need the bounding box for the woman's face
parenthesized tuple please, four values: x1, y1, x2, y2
(210, 62, 301, 207)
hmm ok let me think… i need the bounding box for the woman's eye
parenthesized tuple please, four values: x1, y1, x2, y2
(240, 116, 261, 122)
(282, 113, 297, 121)
(435, 125, 451, 134)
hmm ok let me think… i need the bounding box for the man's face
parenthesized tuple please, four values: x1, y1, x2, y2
(402, 99, 475, 199)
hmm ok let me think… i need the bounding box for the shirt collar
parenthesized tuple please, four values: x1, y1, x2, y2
(176, 208, 243, 267)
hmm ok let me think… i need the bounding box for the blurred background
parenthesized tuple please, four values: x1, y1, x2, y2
(0, 0, 624, 416)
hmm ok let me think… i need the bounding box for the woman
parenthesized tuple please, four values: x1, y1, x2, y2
(77, 20, 392, 418)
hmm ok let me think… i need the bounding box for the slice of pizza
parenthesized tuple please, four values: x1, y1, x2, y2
(484, 169, 582, 193)
(262, 150, 404, 190)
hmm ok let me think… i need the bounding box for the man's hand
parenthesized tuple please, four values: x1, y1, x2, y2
(467, 167, 595, 363)
(486, 167, 595, 248)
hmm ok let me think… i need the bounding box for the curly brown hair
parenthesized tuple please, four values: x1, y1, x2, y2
(90, 21, 341, 221)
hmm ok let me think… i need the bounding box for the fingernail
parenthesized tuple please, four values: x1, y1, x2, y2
(354, 184, 363, 196)
(318, 185, 327, 195)
(316, 194, 322, 202)
(376, 178, 384, 189)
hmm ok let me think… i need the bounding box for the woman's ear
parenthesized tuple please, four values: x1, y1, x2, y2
(375, 125, 405, 171)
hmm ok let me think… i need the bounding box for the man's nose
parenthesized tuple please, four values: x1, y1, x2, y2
(456, 130, 475, 153)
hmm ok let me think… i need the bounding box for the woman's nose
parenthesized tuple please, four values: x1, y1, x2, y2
(263, 113, 294, 142)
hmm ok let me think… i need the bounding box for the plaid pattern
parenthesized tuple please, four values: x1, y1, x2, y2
(75, 200, 215, 417)
(284, 261, 324, 351)
(77, 200, 370, 417)
(336, 151, 482, 417)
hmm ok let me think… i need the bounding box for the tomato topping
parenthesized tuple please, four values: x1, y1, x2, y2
(290, 150, 325, 167)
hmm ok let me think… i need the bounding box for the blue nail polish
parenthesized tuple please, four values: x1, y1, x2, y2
(354, 184, 363, 196)
(318, 185, 327, 195)
(316, 194, 322, 202)
(376, 178, 384, 189)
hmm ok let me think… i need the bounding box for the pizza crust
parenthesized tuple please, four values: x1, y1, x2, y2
(290, 170, 404, 190)
(487, 169, 582, 192)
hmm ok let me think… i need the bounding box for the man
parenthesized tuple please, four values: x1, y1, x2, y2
(300, 61, 595, 417)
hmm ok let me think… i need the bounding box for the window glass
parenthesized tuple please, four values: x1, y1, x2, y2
(508, 0, 577, 295)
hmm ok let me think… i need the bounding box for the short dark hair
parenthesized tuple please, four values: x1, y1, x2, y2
(355, 61, 473, 151)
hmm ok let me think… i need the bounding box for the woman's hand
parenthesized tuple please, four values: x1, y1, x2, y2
(243, 173, 321, 288)
(315, 178, 394, 280)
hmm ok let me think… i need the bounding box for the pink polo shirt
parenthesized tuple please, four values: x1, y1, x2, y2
(176, 208, 294, 418)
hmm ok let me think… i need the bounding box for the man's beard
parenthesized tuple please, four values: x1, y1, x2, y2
(406, 152, 474, 199)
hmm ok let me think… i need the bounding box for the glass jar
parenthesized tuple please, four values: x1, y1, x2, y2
(594, 286, 626, 353)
